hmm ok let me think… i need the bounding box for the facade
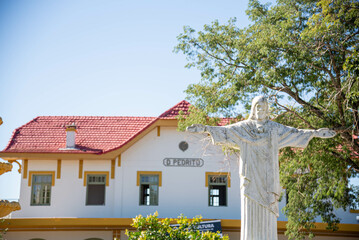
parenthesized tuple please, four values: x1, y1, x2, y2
(0, 101, 358, 240)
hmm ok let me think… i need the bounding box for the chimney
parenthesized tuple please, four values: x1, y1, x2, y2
(65, 123, 77, 149)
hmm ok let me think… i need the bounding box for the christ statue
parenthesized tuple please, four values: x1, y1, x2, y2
(187, 96, 336, 240)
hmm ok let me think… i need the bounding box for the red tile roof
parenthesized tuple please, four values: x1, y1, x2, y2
(218, 118, 239, 126)
(1, 100, 237, 155)
(159, 100, 239, 125)
(159, 100, 191, 119)
(3, 116, 157, 154)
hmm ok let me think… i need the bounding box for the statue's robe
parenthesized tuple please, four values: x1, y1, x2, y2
(206, 120, 315, 240)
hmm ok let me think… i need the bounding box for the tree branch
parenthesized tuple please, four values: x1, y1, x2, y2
(308, 63, 335, 81)
(274, 98, 315, 129)
(191, 41, 246, 69)
(330, 150, 359, 172)
(268, 84, 326, 119)
(341, 29, 359, 45)
(325, 44, 346, 126)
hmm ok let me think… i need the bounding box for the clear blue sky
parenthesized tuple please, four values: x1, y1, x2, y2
(0, 0, 256, 199)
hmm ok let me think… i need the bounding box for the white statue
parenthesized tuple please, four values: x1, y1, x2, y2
(187, 96, 336, 240)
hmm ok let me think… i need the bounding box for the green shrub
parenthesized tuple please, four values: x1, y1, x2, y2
(126, 212, 228, 240)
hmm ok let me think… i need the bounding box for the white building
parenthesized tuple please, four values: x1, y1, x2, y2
(0, 101, 358, 240)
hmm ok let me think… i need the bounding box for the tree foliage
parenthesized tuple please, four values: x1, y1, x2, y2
(0, 219, 7, 240)
(126, 212, 228, 240)
(175, 0, 359, 239)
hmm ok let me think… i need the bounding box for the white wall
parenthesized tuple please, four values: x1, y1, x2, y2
(11, 126, 359, 224)
(117, 127, 241, 219)
(13, 127, 241, 219)
(14, 159, 115, 218)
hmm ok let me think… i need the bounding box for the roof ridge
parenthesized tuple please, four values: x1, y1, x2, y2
(158, 100, 191, 118)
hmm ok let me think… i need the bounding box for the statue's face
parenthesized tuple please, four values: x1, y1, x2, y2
(255, 102, 267, 121)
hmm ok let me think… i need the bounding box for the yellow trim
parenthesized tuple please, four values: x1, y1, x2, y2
(1, 218, 358, 236)
(65, 128, 76, 132)
(118, 155, 121, 167)
(65, 128, 77, 132)
(23, 159, 28, 179)
(0, 119, 178, 161)
(1, 154, 113, 161)
(113, 230, 121, 239)
(57, 159, 61, 179)
(350, 209, 359, 213)
(205, 172, 231, 188)
(7, 160, 22, 174)
(79, 160, 83, 179)
(157, 126, 160, 136)
(83, 171, 109, 186)
(28, 171, 55, 186)
(0, 218, 133, 229)
(111, 159, 115, 179)
(137, 171, 162, 187)
(156, 119, 178, 127)
(0, 162, 12, 176)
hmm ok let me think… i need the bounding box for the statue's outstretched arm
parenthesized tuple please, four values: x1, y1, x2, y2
(187, 123, 268, 147)
(313, 128, 337, 138)
(186, 124, 206, 133)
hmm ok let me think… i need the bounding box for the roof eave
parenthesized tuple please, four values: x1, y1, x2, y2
(0, 119, 179, 161)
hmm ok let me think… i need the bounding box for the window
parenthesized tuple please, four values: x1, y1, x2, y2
(31, 174, 52, 206)
(206, 173, 230, 207)
(86, 174, 106, 205)
(139, 174, 159, 205)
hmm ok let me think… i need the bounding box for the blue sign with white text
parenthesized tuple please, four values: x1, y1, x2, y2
(171, 220, 222, 234)
(196, 220, 222, 233)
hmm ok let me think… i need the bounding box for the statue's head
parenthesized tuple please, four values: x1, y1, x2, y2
(248, 96, 269, 121)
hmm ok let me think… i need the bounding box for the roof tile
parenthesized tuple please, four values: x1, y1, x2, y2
(1, 100, 236, 155)
(158, 100, 191, 119)
(2, 116, 157, 154)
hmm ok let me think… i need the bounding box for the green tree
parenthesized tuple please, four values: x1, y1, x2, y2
(126, 212, 228, 240)
(0, 219, 5, 240)
(175, 0, 359, 239)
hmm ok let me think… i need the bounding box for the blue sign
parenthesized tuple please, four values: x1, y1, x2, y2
(171, 220, 222, 234)
(197, 220, 222, 233)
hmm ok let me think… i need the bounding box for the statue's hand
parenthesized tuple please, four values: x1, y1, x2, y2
(186, 124, 206, 133)
(315, 128, 336, 138)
